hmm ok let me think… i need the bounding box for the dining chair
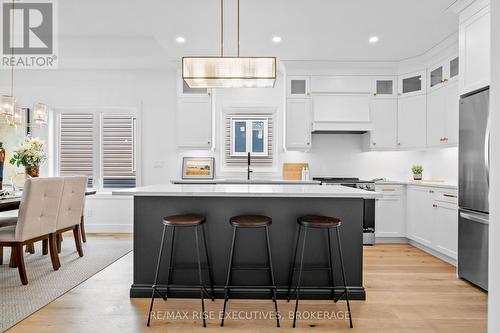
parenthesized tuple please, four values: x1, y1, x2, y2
(0, 177, 64, 285)
(52, 176, 87, 261)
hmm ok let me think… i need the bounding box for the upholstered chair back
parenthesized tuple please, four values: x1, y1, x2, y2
(15, 177, 65, 242)
(56, 176, 87, 231)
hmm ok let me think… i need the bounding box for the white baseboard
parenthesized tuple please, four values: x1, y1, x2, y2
(85, 224, 133, 233)
(376, 237, 457, 267)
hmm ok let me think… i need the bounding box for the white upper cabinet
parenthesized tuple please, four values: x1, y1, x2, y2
(286, 99, 312, 150)
(310, 76, 372, 94)
(427, 80, 459, 147)
(397, 94, 427, 148)
(176, 97, 212, 149)
(398, 70, 427, 97)
(459, 2, 490, 95)
(370, 99, 398, 149)
(428, 55, 460, 93)
(373, 77, 397, 99)
(287, 76, 310, 98)
(312, 94, 371, 123)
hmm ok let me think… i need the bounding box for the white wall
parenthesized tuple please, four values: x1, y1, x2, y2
(489, 0, 499, 331)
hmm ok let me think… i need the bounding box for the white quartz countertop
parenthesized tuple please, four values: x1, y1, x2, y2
(113, 183, 382, 199)
(171, 179, 321, 185)
(376, 180, 458, 190)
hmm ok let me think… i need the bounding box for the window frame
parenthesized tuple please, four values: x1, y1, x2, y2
(230, 117, 269, 157)
(53, 106, 141, 191)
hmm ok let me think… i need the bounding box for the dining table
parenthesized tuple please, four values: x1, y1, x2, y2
(0, 189, 97, 212)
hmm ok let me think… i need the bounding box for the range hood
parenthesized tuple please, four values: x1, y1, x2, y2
(311, 94, 372, 133)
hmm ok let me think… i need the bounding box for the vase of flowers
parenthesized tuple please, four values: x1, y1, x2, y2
(9, 136, 47, 178)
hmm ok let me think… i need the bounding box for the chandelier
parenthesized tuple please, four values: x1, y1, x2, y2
(182, 0, 276, 89)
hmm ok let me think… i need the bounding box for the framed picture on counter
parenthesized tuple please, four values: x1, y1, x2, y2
(182, 157, 215, 179)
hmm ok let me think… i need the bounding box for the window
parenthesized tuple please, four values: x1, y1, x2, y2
(57, 109, 138, 189)
(231, 118, 268, 156)
(225, 114, 274, 167)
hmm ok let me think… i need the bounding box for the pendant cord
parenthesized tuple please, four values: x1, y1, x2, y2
(10, 0, 15, 96)
(220, 0, 224, 56)
(237, 0, 240, 57)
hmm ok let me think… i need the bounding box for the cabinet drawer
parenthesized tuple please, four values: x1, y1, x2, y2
(375, 185, 404, 196)
(434, 189, 458, 204)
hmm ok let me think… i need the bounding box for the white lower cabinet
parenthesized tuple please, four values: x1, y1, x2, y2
(404, 185, 459, 261)
(406, 186, 435, 247)
(375, 185, 405, 237)
(433, 200, 458, 259)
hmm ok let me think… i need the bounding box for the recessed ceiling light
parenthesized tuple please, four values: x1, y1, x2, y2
(369, 36, 379, 44)
(176, 36, 186, 44)
(272, 36, 282, 43)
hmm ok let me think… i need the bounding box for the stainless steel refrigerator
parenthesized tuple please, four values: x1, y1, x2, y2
(458, 87, 489, 290)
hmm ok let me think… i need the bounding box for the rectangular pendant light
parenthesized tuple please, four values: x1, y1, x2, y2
(183, 57, 276, 88)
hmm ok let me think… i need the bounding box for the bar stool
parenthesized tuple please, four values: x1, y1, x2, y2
(146, 214, 214, 327)
(220, 215, 280, 327)
(287, 215, 353, 328)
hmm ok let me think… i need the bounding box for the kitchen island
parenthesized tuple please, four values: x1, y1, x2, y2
(113, 184, 381, 300)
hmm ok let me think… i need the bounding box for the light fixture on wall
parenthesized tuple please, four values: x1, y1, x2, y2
(0, 0, 49, 127)
(182, 0, 276, 88)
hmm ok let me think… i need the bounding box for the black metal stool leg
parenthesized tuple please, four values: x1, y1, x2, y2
(327, 228, 336, 301)
(293, 226, 308, 328)
(201, 224, 215, 301)
(221, 226, 237, 327)
(265, 226, 280, 327)
(147, 224, 167, 327)
(336, 227, 353, 328)
(287, 224, 302, 302)
(195, 225, 207, 327)
(165, 226, 176, 300)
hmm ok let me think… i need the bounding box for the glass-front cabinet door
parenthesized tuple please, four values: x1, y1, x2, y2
(430, 65, 444, 89)
(448, 56, 459, 81)
(398, 70, 426, 97)
(373, 77, 397, 98)
(287, 76, 310, 98)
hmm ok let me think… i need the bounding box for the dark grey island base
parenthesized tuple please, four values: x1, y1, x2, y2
(130, 195, 366, 300)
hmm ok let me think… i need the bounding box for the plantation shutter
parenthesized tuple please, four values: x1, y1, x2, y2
(59, 113, 94, 187)
(101, 114, 137, 188)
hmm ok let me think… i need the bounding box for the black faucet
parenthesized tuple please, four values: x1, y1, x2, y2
(247, 152, 253, 180)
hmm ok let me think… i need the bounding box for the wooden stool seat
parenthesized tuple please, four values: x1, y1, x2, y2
(298, 215, 342, 228)
(230, 215, 272, 227)
(162, 214, 206, 226)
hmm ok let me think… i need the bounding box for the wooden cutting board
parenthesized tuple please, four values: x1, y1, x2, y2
(283, 163, 309, 180)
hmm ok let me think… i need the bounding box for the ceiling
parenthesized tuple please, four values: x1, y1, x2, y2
(56, 0, 458, 67)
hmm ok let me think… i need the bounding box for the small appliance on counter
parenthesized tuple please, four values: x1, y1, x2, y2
(313, 177, 375, 245)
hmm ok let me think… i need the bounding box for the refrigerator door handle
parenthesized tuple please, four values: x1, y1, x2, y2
(460, 211, 489, 225)
(485, 111, 491, 186)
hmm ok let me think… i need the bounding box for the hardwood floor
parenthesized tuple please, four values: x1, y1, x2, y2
(7, 240, 487, 333)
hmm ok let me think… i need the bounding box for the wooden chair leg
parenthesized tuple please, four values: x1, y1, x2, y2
(9, 246, 18, 268)
(56, 233, 62, 253)
(49, 234, 61, 270)
(25, 242, 35, 254)
(42, 239, 48, 255)
(80, 215, 87, 243)
(0, 246, 3, 265)
(73, 225, 84, 257)
(15, 244, 28, 285)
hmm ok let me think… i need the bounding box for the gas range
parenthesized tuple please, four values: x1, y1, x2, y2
(313, 177, 375, 191)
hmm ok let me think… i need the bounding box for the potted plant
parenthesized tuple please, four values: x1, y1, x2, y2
(411, 165, 423, 181)
(9, 136, 47, 178)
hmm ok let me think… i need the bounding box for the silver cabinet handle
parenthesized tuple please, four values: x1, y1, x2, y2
(485, 110, 491, 186)
(460, 211, 489, 225)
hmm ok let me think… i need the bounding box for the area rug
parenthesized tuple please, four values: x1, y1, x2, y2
(0, 237, 132, 332)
